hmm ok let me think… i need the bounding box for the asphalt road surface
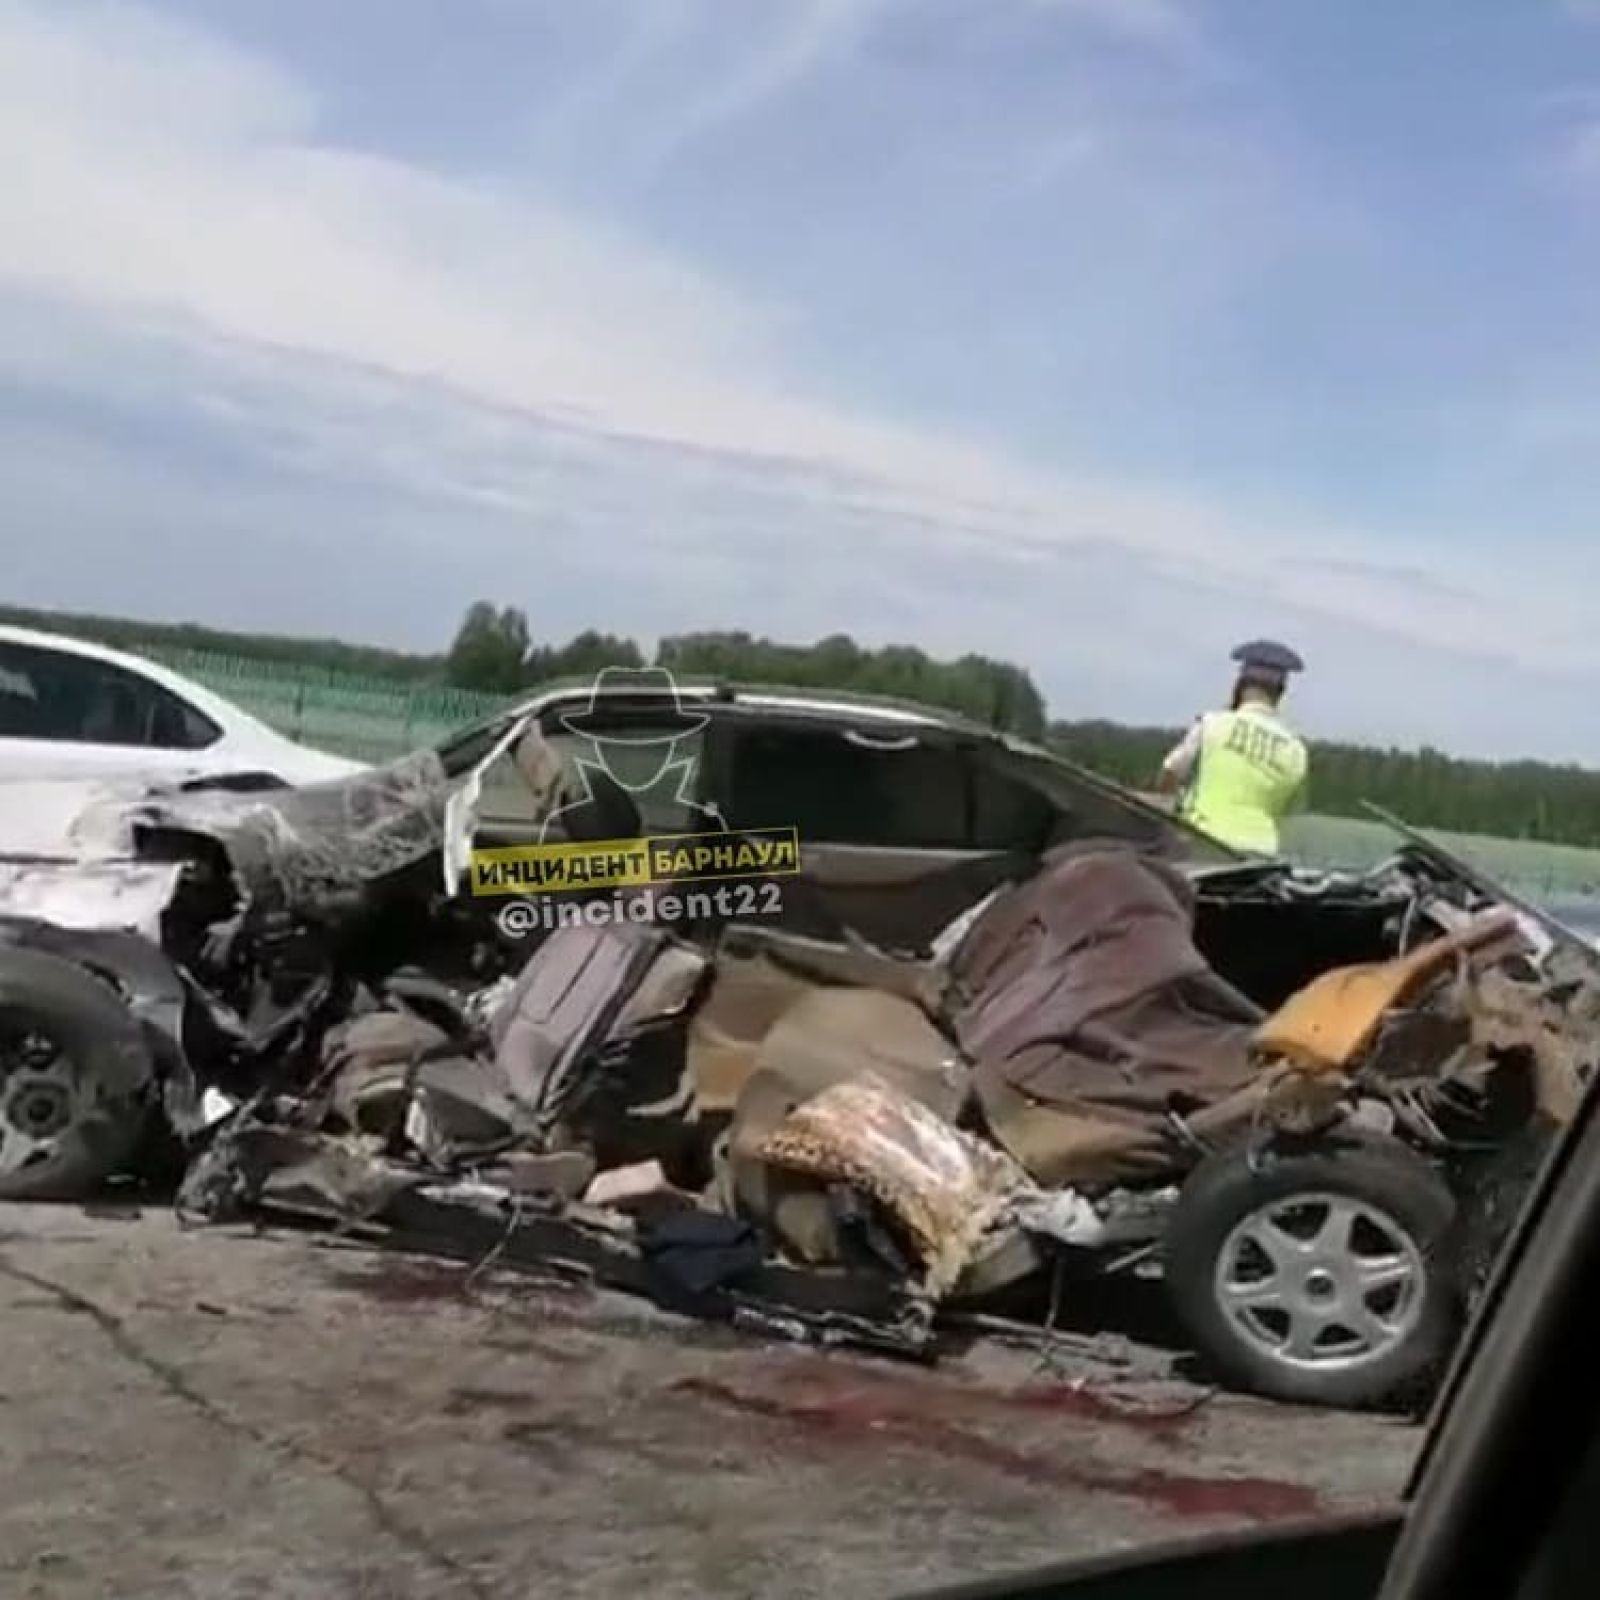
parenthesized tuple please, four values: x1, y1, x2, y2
(0, 1203, 1418, 1600)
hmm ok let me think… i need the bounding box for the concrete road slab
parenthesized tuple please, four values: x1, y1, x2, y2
(0, 1204, 1419, 1600)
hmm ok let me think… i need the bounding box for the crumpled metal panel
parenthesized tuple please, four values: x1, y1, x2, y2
(440, 711, 548, 894)
(0, 713, 574, 921)
(121, 749, 453, 911)
(176, 1121, 422, 1225)
(0, 859, 184, 942)
(0, 777, 151, 859)
(1253, 909, 1520, 1074)
(1462, 955, 1600, 1125)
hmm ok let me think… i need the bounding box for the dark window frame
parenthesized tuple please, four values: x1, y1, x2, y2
(0, 640, 222, 752)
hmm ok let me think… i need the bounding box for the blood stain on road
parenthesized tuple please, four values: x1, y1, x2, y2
(670, 1375, 1320, 1523)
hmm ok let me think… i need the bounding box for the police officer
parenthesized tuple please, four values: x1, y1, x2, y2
(1155, 640, 1309, 856)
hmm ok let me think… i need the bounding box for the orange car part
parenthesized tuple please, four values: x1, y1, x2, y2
(1253, 909, 1521, 1074)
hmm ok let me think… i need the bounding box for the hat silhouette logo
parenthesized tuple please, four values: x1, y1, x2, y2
(558, 666, 710, 746)
(537, 665, 725, 846)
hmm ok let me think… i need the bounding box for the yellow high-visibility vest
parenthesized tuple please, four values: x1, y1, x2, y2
(1177, 703, 1308, 856)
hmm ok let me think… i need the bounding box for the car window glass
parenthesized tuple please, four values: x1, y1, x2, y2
(999, 745, 1220, 859)
(474, 714, 711, 834)
(473, 742, 547, 825)
(969, 760, 1056, 851)
(434, 713, 517, 780)
(473, 725, 575, 826)
(149, 689, 223, 751)
(0, 641, 220, 750)
(0, 650, 45, 737)
(725, 724, 974, 848)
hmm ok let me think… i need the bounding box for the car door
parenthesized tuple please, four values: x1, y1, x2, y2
(711, 713, 1051, 950)
(0, 639, 225, 784)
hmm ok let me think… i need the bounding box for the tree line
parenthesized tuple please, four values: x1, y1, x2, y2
(10, 598, 1600, 847)
(0, 604, 449, 683)
(444, 607, 1049, 736)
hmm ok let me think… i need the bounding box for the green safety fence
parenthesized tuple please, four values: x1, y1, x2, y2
(137, 647, 517, 762)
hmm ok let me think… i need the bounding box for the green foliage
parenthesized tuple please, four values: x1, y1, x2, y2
(657, 630, 1048, 738)
(0, 603, 447, 682)
(443, 606, 647, 692)
(525, 629, 645, 682)
(445, 602, 532, 693)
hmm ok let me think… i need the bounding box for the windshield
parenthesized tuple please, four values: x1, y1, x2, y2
(1003, 735, 1243, 869)
(7, 5, 1600, 1599)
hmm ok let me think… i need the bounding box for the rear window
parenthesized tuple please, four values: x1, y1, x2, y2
(0, 640, 221, 750)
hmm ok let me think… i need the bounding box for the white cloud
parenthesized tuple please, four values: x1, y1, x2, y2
(0, 3, 1219, 521)
(0, 0, 1596, 758)
(0, 1, 1243, 506)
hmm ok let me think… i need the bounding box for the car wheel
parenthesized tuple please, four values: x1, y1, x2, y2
(0, 947, 154, 1200)
(1163, 1132, 1460, 1409)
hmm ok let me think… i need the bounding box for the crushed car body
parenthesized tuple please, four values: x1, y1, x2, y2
(2, 691, 1598, 1408)
(0, 713, 555, 1188)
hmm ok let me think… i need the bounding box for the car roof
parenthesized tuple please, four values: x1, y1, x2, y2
(498, 676, 998, 734)
(453, 676, 1234, 860)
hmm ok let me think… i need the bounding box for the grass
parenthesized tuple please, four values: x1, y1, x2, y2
(1284, 813, 1600, 900)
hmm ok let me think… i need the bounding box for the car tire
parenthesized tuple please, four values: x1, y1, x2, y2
(1163, 1131, 1460, 1409)
(0, 947, 154, 1201)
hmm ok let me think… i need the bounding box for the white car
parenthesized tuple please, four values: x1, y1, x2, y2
(0, 624, 364, 790)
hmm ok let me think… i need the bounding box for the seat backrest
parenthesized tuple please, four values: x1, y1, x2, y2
(949, 845, 1209, 1067)
(489, 921, 665, 1125)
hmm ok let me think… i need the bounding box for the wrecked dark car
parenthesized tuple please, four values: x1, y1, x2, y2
(0, 689, 1595, 1411)
(0, 678, 1218, 1194)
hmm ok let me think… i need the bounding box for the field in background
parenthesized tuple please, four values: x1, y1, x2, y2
(149, 647, 1600, 901)
(1284, 814, 1600, 899)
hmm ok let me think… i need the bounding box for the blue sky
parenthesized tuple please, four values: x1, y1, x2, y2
(3, 0, 1600, 760)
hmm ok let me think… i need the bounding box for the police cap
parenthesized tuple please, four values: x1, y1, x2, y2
(1230, 639, 1304, 675)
